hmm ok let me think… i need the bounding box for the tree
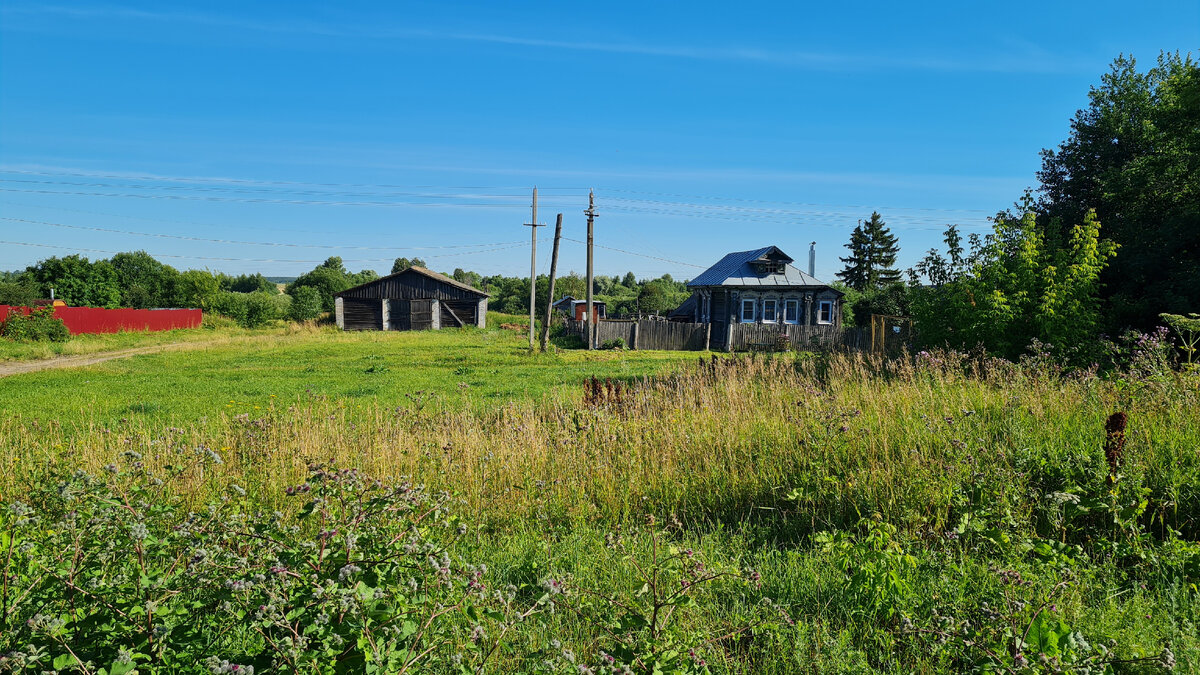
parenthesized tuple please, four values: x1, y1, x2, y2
(229, 272, 278, 295)
(837, 212, 902, 291)
(391, 257, 428, 274)
(1036, 52, 1200, 330)
(909, 207, 1117, 358)
(109, 251, 181, 307)
(25, 255, 121, 308)
(177, 270, 223, 309)
(288, 259, 376, 313)
(289, 286, 324, 321)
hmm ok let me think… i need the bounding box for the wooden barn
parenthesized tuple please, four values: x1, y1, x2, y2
(334, 267, 489, 331)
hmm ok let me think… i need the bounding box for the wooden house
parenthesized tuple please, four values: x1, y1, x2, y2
(334, 267, 488, 331)
(677, 245, 843, 350)
(551, 296, 607, 322)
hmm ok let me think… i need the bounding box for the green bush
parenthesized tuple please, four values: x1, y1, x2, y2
(0, 307, 70, 342)
(600, 337, 626, 350)
(0, 281, 39, 306)
(210, 291, 283, 328)
(288, 285, 323, 321)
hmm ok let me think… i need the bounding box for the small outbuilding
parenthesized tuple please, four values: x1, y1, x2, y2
(551, 296, 607, 322)
(334, 267, 489, 331)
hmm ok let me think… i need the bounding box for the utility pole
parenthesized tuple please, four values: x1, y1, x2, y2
(585, 189, 598, 350)
(524, 187, 541, 349)
(540, 213, 563, 351)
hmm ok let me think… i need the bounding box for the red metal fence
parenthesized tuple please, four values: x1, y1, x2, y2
(0, 306, 202, 335)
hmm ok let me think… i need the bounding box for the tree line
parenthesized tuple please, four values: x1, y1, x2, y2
(0, 249, 690, 328)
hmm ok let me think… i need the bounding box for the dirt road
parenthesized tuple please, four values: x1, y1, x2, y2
(0, 342, 215, 378)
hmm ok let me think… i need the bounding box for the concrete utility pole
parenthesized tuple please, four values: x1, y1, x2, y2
(539, 213, 563, 351)
(584, 189, 598, 350)
(525, 187, 541, 349)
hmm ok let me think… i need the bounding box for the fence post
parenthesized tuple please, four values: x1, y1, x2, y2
(632, 321, 639, 350)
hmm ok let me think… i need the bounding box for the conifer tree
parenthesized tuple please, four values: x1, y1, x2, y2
(836, 212, 901, 291)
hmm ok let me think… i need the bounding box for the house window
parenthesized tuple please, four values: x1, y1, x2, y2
(741, 298, 755, 323)
(817, 300, 834, 324)
(784, 299, 799, 324)
(763, 299, 777, 322)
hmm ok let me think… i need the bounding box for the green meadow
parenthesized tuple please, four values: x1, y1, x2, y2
(1, 320, 1198, 673)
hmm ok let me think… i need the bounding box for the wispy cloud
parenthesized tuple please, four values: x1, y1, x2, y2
(2, 4, 1091, 74)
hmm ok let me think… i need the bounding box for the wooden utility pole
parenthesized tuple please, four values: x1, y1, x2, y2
(524, 187, 541, 349)
(539, 213, 563, 351)
(584, 190, 598, 350)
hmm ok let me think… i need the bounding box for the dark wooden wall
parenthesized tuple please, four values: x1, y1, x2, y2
(441, 300, 478, 327)
(343, 298, 382, 330)
(339, 272, 485, 302)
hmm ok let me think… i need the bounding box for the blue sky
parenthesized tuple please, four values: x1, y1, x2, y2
(2, 2, 1197, 281)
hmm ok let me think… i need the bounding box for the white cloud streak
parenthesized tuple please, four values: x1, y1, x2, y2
(2, 4, 1092, 74)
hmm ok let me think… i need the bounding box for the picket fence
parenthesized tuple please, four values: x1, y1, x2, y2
(564, 319, 866, 352)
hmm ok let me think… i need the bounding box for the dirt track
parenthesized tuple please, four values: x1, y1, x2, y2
(0, 342, 216, 378)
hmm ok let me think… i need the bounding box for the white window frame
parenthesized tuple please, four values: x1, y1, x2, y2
(740, 298, 755, 323)
(763, 299, 777, 322)
(784, 299, 799, 324)
(817, 300, 834, 325)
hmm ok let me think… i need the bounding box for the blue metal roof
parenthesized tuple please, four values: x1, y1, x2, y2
(687, 246, 829, 288)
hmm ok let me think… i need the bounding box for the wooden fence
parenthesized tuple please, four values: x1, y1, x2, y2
(564, 319, 866, 352)
(729, 323, 866, 351)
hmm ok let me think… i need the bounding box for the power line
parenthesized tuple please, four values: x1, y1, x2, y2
(561, 237, 707, 269)
(597, 187, 994, 214)
(0, 168, 589, 192)
(1, 216, 524, 251)
(0, 187, 568, 208)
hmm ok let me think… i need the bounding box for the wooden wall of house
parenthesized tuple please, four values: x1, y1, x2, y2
(342, 298, 382, 330)
(338, 273, 486, 302)
(440, 300, 479, 327)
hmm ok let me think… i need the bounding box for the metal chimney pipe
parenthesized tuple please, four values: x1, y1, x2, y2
(50, 288, 55, 300)
(808, 242, 816, 278)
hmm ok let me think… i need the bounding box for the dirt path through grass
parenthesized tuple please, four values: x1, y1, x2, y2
(0, 340, 221, 377)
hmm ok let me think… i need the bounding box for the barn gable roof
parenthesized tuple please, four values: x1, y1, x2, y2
(687, 246, 831, 289)
(335, 266, 490, 298)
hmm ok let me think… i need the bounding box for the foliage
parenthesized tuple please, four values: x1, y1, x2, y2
(836, 281, 910, 328)
(24, 255, 122, 308)
(177, 270, 225, 310)
(0, 457, 497, 673)
(288, 286, 324, 322)
(109, 251, 182, 308)
(837, 211, 902, 291)
(390, 257, 427, 274)
(228, 273, 278, 295)
(600, 337, 627, 350)
(0, 306, 70, 342)
(1160, 312, 1200, 367)
(910, 204, 1117, 359)
(288, 257, 378, 314)
(1037, 52, 1200, 331)
(210, 291, 285, 328)
(0, 279, 40, 306)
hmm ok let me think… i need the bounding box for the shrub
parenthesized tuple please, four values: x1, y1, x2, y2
(0, 307, 70, 342)
(288, 285, 323, 321)
(600, 337, 626, 350)
(0, 281, 39, 306)
(210, 291, 283, 328)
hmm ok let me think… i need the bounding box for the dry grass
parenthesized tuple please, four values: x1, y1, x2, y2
(5, 350, 1197, 540)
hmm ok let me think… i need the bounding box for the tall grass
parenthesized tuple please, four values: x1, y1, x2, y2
(5, 350, 1196, 539)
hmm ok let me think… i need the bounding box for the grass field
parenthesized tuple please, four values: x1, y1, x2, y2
(1, 319, 1198, 673)
(0, 320, 695, 426)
